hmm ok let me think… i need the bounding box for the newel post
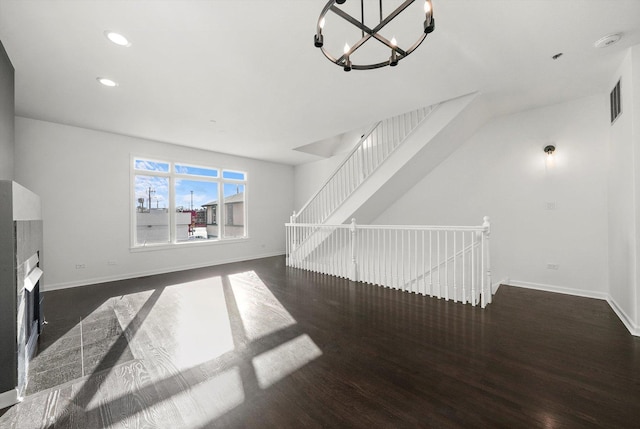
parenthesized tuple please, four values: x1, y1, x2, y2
(290, 211, 297, 259)
(482, 216, 492, 307)
(350, 218, 358, 281)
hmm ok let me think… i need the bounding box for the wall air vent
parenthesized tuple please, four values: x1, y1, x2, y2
(610, 79, 621, 124)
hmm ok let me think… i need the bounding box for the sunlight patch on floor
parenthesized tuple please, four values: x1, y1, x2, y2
(252, 334, 322, 389)
(167, 366, 245, 427)
(92, 364, 247, 428)
(115, 277, 235, 369)
(229, 271, 296, 342)
(166, 277, 235, 368)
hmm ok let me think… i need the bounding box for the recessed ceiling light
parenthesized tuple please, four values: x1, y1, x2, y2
(104, 31, 131, 47)
(97, 77, 118, 87)
(594, 33, 622, 49)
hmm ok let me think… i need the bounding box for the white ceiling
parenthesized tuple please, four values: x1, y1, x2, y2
(0, 0, 638, 165)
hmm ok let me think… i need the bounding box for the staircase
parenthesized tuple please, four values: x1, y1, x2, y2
(286, 93, 494, 307)
(292, 104, 437, 226)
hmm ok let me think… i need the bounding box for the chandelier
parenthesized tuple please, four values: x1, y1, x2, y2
(314, 0, 435, 71)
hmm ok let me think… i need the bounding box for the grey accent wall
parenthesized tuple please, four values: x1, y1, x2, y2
(0, 41, 15, 180)
(0, 40, 16, 394)
(0, 181, 17, 393)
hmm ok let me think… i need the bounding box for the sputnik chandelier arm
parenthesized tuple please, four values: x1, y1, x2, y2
(314, 0, 435, 71)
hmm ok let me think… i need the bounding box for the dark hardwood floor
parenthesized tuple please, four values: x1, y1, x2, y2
(1, 255, 639, 428)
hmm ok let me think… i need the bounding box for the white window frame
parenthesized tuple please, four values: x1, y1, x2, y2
(130, 155, 248, 251)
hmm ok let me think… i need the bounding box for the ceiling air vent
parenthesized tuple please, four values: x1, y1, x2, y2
(595, 33, 622, 49)
(610, 79, 621, 124)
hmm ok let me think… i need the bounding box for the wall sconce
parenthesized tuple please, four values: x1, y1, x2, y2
(544, 144, 556, 167)
(544, 144, 556, 158)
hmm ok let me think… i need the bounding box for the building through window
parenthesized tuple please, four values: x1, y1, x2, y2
(132, 157, 247, 247)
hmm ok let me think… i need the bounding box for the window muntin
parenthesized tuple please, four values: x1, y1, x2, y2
(132, 157, 247, 247)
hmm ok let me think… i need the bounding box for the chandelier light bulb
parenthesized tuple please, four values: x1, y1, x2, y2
(423, 0, 435, 34)
(315, 17, 326, 47)
(343, 42, 352, 71)
(389, 37, 399, 66)
(344, 57, 352, 72)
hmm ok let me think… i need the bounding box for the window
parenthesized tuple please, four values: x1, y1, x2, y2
(132, 158, 247, 247)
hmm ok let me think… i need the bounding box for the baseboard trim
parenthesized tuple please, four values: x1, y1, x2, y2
(0, 388, 21, 409)
(607, 297, 640, 336)
(43, 251, 285, 291)
(506, 280, 609, 300)
(492, 278, 507, 294)
(506, 279, 638, 337)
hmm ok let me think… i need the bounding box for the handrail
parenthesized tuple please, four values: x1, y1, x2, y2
(287, 222, 487, 232)
(286, 217, 493, 308)
(294, 121, 381, 219)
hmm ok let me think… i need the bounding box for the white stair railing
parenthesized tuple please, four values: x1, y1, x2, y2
(286, 217, 493, 308)
(292, 105, 438, 227)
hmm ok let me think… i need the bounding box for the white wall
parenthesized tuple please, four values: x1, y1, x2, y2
(607, 44, 640, 335)
(293, 154, 343, 211)
(373, 95, 610, 298)
(608, 49, 637, 329)
(14, 117, 294, 289)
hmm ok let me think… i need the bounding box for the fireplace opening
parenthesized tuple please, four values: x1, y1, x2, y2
(25, 278, 40, 360)
(19, 250, 44, 397)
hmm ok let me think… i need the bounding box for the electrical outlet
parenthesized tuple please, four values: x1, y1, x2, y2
(546, 202, 557, 210)
(75, 264, 86, 269)
(546, 263, 559, 270)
